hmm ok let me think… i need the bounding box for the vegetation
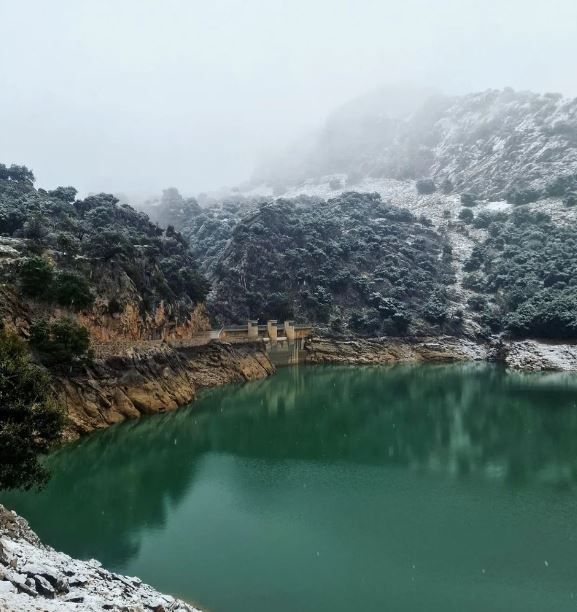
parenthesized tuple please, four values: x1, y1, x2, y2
(0, 330, 63, 490)
(180, 192, 457, 335)
(463, 206, 577, 338)
(30, 318, 92, 365)
(416, 179, 436, 194)
(0, 164, 210, 321)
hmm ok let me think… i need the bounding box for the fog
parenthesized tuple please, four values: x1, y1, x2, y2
(2, 0, 577, 197)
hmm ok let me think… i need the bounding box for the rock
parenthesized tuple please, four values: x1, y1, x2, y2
(0, 580, 16, 595)
(34, 574, 55, 598)
(0, 504, 202, 611)
(305, 335, 490, 365)
(56, 341, 274, 440)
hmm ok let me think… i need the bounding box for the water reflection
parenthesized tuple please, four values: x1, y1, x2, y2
(3, 363, 577, 568)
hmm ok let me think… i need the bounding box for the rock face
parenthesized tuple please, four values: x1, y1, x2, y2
(503, 340, 577, 371)
(305, 335, 577, 372)
(304, 335, 491, 365)
(57, 340, 275, 440)
(0, 504, 200, 611)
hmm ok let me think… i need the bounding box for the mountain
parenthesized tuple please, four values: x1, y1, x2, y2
(151, 87, 577, 342)
(253, 87, 577, 203)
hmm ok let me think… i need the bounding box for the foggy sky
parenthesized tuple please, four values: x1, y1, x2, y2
(2, 0, 577, 197)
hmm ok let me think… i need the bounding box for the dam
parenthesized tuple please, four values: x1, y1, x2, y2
(218, 320, 313, 365)
(165, 320, 314, 366)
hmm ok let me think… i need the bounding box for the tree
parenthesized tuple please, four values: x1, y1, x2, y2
(416, 178, 436, 194)
(460, 193, 478, 207)
(52, 271, 94, 310)
(48, 186, 77, 203)
(459, 208, 474, 224)
(18, 256, 54, 298)
(30, 318, 91, 364)
(0, 331, 63, 490)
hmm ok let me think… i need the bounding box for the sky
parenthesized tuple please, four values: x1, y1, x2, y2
(2, 0, 577, 197)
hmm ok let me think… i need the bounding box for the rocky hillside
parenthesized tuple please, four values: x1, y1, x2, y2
(253, 87, 577, 204)
(202, 192, 459, 336)
(141, 87, 577, 343)
(0, 164, 210, 344)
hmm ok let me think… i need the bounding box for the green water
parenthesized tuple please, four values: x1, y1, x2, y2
(4, 364, 577, 611)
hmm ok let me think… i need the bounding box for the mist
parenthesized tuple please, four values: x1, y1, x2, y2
(2, 0, 577, 197)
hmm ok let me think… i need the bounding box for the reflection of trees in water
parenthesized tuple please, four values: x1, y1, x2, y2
(3, 363, 577, 568)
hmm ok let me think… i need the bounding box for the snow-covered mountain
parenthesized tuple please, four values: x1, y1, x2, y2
(252, 87, 577, 202)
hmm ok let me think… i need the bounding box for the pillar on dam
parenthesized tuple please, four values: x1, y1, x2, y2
(267, 320, 278, 344)
(248, 320, 259, 339)
(284, 320, 295, 342)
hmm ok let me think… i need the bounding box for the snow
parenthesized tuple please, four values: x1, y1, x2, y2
(0, 507, 201, 612)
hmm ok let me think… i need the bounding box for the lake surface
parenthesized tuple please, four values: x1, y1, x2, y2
(4, 363, 577, 611)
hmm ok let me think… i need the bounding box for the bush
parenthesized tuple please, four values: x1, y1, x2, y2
(52, 271, 94, 310)
(30, 318, 91, 365)
(563, 192, 577, 207)
(458, 208, 474, 224)
(0, 331, 63, 490)
(18, 256, 53, 298)
(460, 193, 479, 207)
(505, 187, 541, 205)
(416, 179, 436, 195)
(422, 294, 448, 324)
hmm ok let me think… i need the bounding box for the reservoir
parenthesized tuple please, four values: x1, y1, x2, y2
(3, 363, 577, 611)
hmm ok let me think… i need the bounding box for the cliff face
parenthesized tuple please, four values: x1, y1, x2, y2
(56, 341, 275, 440)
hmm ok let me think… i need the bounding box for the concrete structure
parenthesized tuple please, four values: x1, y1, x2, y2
(167, 319, 313, 366)
(284, 320, 295, 342)
(247, 320, 259, 339)
(267, 320, 278, 344)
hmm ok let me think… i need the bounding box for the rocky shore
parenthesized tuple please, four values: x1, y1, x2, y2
(304, 335, 490, 365)
(57, 340, 275, 440)
(58, 335, 577, 441)
(304, 335, 577, 372)
(0, 505, 200, 611)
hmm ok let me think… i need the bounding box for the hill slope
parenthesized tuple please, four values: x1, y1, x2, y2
(253, 88, 577, 203)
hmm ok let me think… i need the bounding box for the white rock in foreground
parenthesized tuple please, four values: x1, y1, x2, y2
(0, 504, 200, 612)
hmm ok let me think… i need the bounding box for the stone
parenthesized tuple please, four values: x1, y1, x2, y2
(34, 574, 56, 598)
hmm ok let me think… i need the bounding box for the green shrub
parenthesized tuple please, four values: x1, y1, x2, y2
(0, 330, 63, 490)
(18, 256, 53, 298)
(458, 208, 474, 223)
(460, 193, 479, 207)
(52, 271, 94, 310)
(30, 318, 91, 365)
(416, 179, 436, 195)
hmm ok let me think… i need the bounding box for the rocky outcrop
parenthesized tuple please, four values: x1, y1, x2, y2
(0, 504, 200, 611)
(502, 340, 577, 371)
(304, 335, 490, 365)
(57, 340, 274, 440)
(305, 334, 577, 372)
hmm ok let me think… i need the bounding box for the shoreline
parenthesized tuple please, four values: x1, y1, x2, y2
(58, 334, 577, 441)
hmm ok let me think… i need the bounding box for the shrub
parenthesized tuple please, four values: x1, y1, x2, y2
(422, 294, 448, 324)
(52, 271, 94, 310)
(416, 179, 436, 194)
(460, 193, 479, 207)
(18, 256, 53, 298)
(458, 208, 474, 223)
(0, 331, 63, 490)
(505, 187, 541, 205)
(30, 318, 91, 365)
(563, 192, 577, 207)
